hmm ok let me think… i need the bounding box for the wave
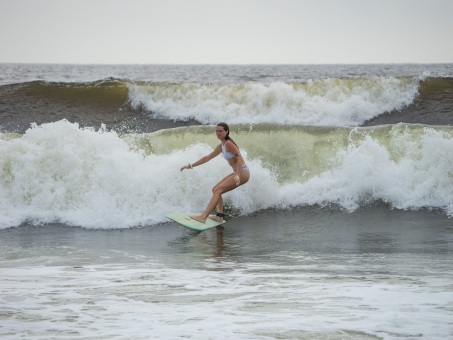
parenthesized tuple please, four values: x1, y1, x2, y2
(128, 77, 421, 126)
(1, 120, 453, 229)
(2, 78, 129, 110)
(5, 76, 453, 128)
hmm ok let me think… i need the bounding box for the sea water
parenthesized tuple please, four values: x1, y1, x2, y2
(2, 208, 452, 339)
(1, 64, 453, 339)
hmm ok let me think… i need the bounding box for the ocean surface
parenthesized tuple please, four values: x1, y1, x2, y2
(1, 63, 453, 339)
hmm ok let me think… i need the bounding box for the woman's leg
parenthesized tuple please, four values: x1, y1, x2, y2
(208, 195, 224, 222)
(216, 195, 223, 214)
(191, 170, 250, 223)
(208, 173, 232, 222)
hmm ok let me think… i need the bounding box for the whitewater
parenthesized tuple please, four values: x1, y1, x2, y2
(1, 120, 453, 229)
(127, 77, 420, 126)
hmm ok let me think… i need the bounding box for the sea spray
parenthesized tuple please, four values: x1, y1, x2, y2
(278, 125, 453, 215)
(128, 77, 419, 126)
(0, 120, 277, 229)
(2, 120, 453, 229)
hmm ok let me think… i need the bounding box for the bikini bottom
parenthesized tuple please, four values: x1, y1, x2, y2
(234, 165, 250, 174)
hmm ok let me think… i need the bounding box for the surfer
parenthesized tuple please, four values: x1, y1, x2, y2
(180, 122, 250, 223)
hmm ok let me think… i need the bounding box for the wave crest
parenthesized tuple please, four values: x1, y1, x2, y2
(129, 77, 419, 126)
(2, 121, 453, 228)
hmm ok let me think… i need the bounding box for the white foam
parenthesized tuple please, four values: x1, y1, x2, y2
(2, 121, 453, 229)
(1, 257, 451, 339)
(278, 127, 453, 215)
(128, 77, 419, 126)
(0, 120, 277, 229)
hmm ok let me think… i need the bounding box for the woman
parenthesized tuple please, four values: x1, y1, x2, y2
(180, 122, 250, 223)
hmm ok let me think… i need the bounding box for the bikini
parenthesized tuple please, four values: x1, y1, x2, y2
(222, 143, 250, 173)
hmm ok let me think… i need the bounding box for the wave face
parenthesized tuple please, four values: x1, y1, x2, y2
(128, 77, 420, 126)
(2, 75, 453, 134)
(2, 76, 453, 132)
(1, 120, 453, 229)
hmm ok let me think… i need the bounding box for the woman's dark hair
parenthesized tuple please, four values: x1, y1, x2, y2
(217, 122, 230, 139)
(217, 122, 237, 146)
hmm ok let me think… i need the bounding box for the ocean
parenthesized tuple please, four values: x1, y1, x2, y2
(1, 63, 452, 339)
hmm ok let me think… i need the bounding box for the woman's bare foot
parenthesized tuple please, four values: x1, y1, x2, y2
(208, 215, 224, 223)
(190, 215, 206, 223)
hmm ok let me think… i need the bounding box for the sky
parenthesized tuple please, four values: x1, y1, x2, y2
(1, 0, 452, 64)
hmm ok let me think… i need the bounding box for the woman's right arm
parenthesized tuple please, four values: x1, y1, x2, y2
(180, 144, 222, 171)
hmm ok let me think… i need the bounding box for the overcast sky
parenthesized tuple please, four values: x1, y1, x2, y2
(1, 0, 452, 64)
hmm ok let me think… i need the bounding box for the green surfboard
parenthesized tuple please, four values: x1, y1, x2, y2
(166, 212, 225, 231)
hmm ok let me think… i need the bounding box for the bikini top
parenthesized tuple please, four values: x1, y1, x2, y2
(222, 143, 234, 160)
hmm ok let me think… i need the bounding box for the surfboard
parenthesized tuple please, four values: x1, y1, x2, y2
(166, 212, 225, 231)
